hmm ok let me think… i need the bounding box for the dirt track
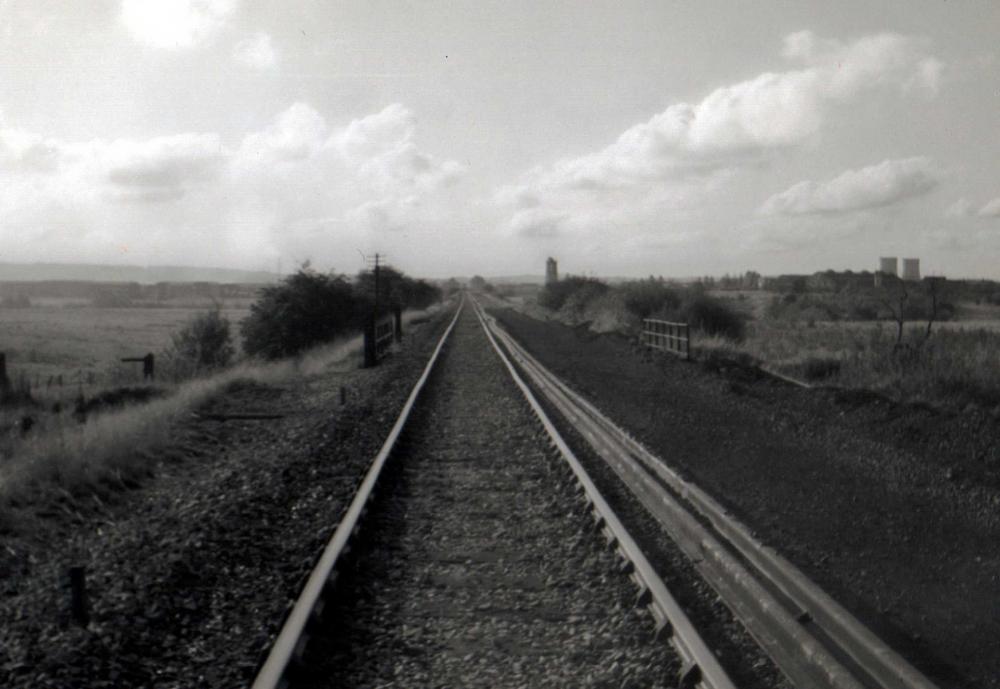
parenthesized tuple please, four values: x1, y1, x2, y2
(491, 306, 1000, 689)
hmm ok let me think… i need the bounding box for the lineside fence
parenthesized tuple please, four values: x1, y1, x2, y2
(363, 308, 403, 368)
(641, 319, 690, 360)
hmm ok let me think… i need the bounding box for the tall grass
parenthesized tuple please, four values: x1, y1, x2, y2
(698, 318, 1000, 408)
(0, 305, 440, 510)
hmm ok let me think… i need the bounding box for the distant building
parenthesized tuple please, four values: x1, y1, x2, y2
(545, 257, 558, 285)
(902, 258, 921, 281)
(875, 256, 898, 287)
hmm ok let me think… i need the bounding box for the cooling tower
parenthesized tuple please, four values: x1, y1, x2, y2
(879, 257, 898, 276)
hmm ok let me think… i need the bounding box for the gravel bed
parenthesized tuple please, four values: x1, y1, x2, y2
(293, 307, 681, 689)
(0, 310, 453, 689)
(516, 367, 793, 689)
(491, 306, 1000, 689)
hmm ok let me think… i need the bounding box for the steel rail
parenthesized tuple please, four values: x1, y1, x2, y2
(476, 300, 940, 689)
(473, 300, 737, 689)
(251, 299, 464, 689)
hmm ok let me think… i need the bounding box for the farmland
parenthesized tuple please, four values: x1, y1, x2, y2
(0, 301, 252, 393)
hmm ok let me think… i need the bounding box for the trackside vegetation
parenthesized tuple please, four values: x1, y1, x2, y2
(241, 268, 442, 359)
(530, 273, 1000, 410)
(0, 266, 444, 515)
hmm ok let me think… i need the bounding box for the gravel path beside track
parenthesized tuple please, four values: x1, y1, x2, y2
(293, 306, 681, 689)
(491, 305, 1000, 689)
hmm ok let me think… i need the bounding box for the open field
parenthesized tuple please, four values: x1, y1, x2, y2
(700, 309, 1000, 408)
(0, 303, 252, 392)
(493, 282, 1000, 411)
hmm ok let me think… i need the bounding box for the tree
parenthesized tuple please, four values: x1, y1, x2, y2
(241, 270, 364, 359)
(168, 306, 235, 378)
(876, 275, 949, 351)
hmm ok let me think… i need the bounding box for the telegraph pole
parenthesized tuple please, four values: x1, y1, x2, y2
(373, 253, 381, 317)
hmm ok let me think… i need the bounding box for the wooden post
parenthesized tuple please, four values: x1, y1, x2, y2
(69, 566, 89, 627)
(142, 353, 155, 381)
(393, 306, 403, 343)
(0, 352, 8, 392)
(363, 318, 377, 368)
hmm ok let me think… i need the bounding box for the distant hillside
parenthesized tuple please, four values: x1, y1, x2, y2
(0, 262, 278, 284)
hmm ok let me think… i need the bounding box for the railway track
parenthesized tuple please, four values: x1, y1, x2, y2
(474, 297, 942, 689)
(253, 299, 733, 689)
(251, 295, 942, 689)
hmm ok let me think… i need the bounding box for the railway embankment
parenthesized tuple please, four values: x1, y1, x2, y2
(0, 306, 455, 688)
(489, 305, 1000, 689)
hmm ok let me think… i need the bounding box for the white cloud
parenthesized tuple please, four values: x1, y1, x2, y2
(945, 198, 973, 217)
(103, 133, 226, 202)
(979, 198, 1000, 217)
(759, 157, 939, 216)
(0, 103, 465, 267)
(496, 30, 942, 238)
(233, 32, 277, 69)
(121, 0, 236, 50)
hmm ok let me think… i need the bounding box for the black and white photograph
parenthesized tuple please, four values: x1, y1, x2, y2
(1, 1, 998, 687)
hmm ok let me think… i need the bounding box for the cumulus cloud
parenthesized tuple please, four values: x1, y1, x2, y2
(759, 157, 939, 216)
(103, 133, 226, 202)
(121, 0, 236, 50)
(980, 198, 1000, 217)
(496, 30, 942, 238)
(0, 103, 465, 266)
(233, 32, 277, 69)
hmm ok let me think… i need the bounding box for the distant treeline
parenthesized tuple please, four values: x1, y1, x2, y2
(537, 276, 746, 340)
(0, 280, 265, 304)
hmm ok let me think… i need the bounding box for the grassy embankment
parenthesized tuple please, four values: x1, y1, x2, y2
(521, 277, 1000, 410)
(0, 301, 443, 517)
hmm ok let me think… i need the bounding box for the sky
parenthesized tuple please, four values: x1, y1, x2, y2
(0, 0, 998, 279)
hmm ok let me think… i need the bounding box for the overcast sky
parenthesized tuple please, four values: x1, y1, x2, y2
(1, 1, 998, 278)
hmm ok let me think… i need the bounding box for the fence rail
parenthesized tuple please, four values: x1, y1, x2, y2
(641, 319, 690, 360)
(374, 315, 394, 359)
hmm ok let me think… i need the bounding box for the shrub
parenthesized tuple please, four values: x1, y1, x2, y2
(538, 276, 608, 311)
(799, 356, 842, 381)
(241, 270, 364, 359)
(169, 306, 235, 373)
(560, 280, 611, 321)
(682, 293, 746, 341)
(355, 267, 443, 313)
(618, 279, 682, 320)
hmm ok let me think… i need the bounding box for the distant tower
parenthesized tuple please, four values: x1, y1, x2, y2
(902, 258, 920, 281)
(875, 256, 898, 287)
(545, 257, 558, 285)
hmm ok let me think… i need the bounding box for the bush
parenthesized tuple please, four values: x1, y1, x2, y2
(799, 356, 842, 381)
(354, 267, 443, 313)
(170, 306, 235, 373)
(241, 270, 364, 359)
(538, 276, 608, 311)
(681, 294, 746, 341)
(618, 279, 681, 320)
